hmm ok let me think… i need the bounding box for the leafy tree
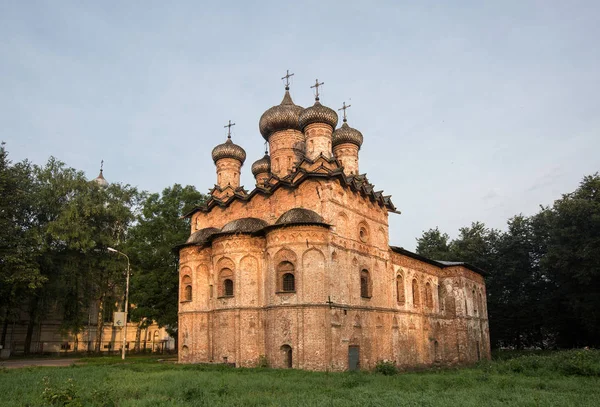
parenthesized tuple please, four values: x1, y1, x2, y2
(415, 227, 453, 261)
(0, 143, 44, 348)
(126, 184, 206, 341)
(542, 173, 600, 347)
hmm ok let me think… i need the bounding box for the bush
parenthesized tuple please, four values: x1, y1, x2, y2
(41, 377, 82, 407)
(374, 360, 398, 376)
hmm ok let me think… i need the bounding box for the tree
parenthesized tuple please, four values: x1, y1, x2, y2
(126, 184, 206, 341)
(542, 173, 600, 347)
(415, 227, 452, 261)
(0, 143, 44, 348)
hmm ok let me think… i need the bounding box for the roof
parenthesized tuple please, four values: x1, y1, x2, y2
(389, 246, 486, 276)
(275, 208, 326, 226)
(184, 155, 399, 218)
(221, 217, 269, 234)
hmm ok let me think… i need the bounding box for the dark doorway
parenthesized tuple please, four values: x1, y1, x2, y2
(281, 345, 292, 368)
(348, 346, 360, 371)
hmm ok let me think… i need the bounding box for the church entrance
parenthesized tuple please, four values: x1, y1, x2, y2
(348, 346, 360, 371)
(281, 345, 292, 368)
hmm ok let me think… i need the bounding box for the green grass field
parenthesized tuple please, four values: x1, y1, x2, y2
(1, 350, 599, 406)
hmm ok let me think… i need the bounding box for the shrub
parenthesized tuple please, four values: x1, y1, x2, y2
(41, 377, 82, 407)
(375, 360, 398, 376)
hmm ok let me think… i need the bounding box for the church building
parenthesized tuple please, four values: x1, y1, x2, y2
(177, 74, 490, 371)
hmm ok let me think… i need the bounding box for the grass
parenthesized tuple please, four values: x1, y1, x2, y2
(0, 350, 599, 406)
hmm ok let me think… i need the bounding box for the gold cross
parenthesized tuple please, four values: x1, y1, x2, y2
(338, 102, 351, 122)
(281, 70, 294, 90)
(224, 120, 236, 139)
(311, 79, 324, 100)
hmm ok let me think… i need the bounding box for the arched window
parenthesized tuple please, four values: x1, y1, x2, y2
(396, 275, 405, 304)
(472, 289, 477, 315)
(412, 279, 420, 307)
(181, 275, 192, 302)
(219, 268, 234, 297)
(438, 283, 445, 312)
(478, 292, 484, 317)
(277, 261, 296, 293)
(360, 269, 371, 298)
(425, 282, 433, 309)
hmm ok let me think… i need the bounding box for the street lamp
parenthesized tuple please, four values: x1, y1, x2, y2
(107, 247, 130, 360)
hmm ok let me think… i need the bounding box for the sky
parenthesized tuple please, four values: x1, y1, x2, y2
(1, 1, 598, 250)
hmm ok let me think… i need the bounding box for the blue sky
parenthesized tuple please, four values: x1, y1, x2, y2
(1, 1, 598, 250)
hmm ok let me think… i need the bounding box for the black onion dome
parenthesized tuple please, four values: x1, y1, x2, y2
(251, 154, 271, 176)
(221, 217, 269, 234)
(298, 101, 338, 131)
(259, 90, 304, 140)
(211, 138, 246, 164)
(275, 208, 326, 225)
(185, 227, 220, 245)
(332, 122, 364, 148)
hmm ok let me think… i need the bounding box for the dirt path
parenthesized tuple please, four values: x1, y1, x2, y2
(0, 358, 80, 369)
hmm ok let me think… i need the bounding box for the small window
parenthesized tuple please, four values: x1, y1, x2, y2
(219, 268, 234, 297)
(472, 289, 477, 315)
(358, 225, 369, 243)
(360, 269, 371, 298)
(181, 275, 192, 302)
(396, 275, 405, 304)
(224, 279, 234, 296)
(282, 273, 295, 292)
(277, 261, 296, 293)
(412, 279, 420, 307)
(425, 282, 433, 309)
(438, 283, 445, 312)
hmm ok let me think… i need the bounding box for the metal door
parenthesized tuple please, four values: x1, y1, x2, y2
(348, 346, 360, 371)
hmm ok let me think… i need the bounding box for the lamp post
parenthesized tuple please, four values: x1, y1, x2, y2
(107, 247, 130, 360)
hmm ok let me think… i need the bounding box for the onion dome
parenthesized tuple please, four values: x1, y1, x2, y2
(332, 122, 364, 149)
(259, 89, 304, 140)
(251, 153, 271, 176)
(211, 137, 246, 164)
(275, 208, 327, 226)
(93, 161, 109, 187)
(185, 227, 220, 245)
(298, 99, 338, 131)
(221, 217, 269, 234)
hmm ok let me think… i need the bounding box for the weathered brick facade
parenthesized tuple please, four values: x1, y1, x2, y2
(178, 84, 490, 370)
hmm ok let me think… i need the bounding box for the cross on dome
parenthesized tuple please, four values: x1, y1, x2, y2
(224, 120, 236, 139)
(310, 79, 324, 101)
(338, 102, 352, 122)
(281, 70, 294, 90)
